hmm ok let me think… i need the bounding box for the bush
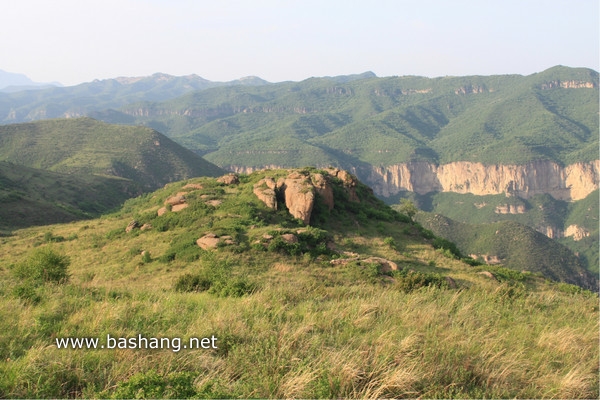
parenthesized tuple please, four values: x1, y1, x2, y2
(474, 266, 528, 282)
(394, 268, 448, 293)
(12, 247, 70, 284)
(383, 236, 397, 250)
(141, 251, 152, 264)
(43, 232, 65, 243)
(160, 233, 202, 263)
(432, 237, 462, 259)
(12, 282, 42, 304)
(173, 273, 212, 293)
(209, 277, 256, 297)
(462, 257, 482, 266)
(109, 370, 197, 399)
(173, 258, 257, 297)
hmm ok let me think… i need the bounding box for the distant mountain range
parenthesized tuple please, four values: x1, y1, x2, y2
(0, 69, 61, 92)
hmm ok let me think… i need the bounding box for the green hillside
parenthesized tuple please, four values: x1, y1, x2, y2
(0, 162, 136, 231)
(0, 118, 223, 190)
(558, 190, 600, 273)
(406, 190, 599, 274)
(413, 212, 596, 289)
(0, 169, 597, 398)
(95, 66, 598, 168)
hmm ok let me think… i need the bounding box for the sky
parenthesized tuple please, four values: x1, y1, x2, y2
(0, 0, 598, 86)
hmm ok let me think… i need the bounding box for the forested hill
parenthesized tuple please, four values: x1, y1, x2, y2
(88, 65, 599, 168)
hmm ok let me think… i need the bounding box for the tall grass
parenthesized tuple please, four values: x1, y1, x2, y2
(0, 267, 597, 398)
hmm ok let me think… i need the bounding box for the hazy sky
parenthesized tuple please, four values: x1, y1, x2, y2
(1, 0, 598, 86)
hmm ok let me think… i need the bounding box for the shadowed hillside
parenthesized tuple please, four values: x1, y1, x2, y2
(0, 118, 223, 190)
(0, 118, 223, 230)
(0, 161, 137, 230)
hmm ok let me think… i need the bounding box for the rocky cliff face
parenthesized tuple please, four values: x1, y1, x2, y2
(364, 160, 599, 201)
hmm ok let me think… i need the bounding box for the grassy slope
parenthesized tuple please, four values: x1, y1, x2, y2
(0, 118, 223, 190)
(0, 169, 597, 398)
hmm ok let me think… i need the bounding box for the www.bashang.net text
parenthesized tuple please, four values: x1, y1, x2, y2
(55, 334, 218, 353)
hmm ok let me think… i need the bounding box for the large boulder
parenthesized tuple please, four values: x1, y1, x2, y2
(312, 173, 334, 211)
(251, 169, 357, 225)
(125, 220, 139, 233)
(325, 168, 361, 202)
(196, 233, 220, 250)
(217, 173, 239, 185)
(165, 193, 186, 206)
(279, 173, 315, 224)
(361, 257, 398, 273)
(253, 178, 278, 210)
(171, 203, 189, 212)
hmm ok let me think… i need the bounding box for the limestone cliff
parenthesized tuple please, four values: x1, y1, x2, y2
(564, 225, 591, 241)
(364, 160, 599, 201)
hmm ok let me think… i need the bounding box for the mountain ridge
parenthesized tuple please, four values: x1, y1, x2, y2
(0, 118, 223, 230)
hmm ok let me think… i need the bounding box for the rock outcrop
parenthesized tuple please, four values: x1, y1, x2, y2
(217, 173, 239, 185)
(196, 233, 236, 250)
(278, 173, 316, 224)
(564, 225, 590, 241)
(164, 193, 186, 206)
(495, 204, 526, 214)
(125, 220, 139, 233)
(252, 169, 363, 225)
(311, 173, 334, 210)
(326, 168, 361, 202)
(171, 203, 188, 212)
(253, 178, 278, 210)
(182, 183, 203, 190)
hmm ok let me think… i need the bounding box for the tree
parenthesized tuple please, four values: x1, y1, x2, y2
(398, 198, 418, 222)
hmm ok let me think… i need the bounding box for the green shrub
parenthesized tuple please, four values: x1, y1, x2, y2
(161, 233, 202, 263)
(474, 266, 528, 282)
(267, 235, 301, 256)
(141, 251, 152, 264)
(345, 261, 384, 283)
(43, 232, 65, 243)
(209, 276, 256, 297)
(109, 370, 197, 399)
(12, 282, 42, 304)
(555, 282, 596, 298)
(394, 268, 448, 293)
(383, 236, 397, 250)
(462, 257, 482, 266)
(174, 258, 257, 297)
(12, 247, 70, 284)
(173, 273, 212, 293)
(432, 237, 462, 258)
